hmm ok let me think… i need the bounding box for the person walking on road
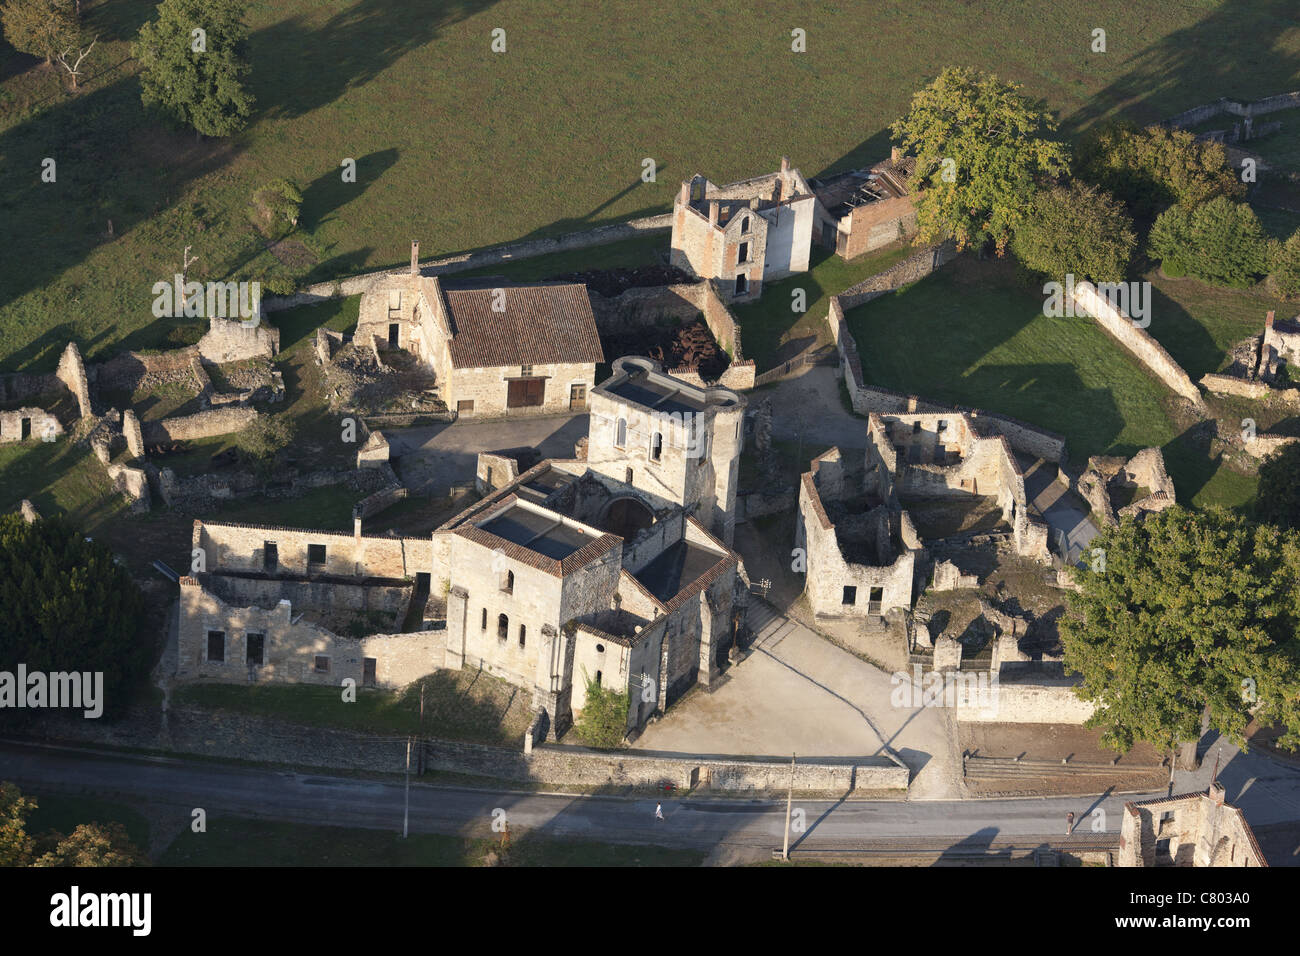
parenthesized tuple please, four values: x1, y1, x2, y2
(1066, 811, 1075, 836)
(655, 802, 664, 822)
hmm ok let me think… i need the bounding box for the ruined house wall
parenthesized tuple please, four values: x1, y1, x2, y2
(588, 283, 703, 335)
(55, 342, 92, 418)
(141, 407, 258, 443)
(94, 347, 201, 393)
(1072, 284, 1202, 404)
(195, 521, 436, 581)
(0, 371, 61, 404)
(953, 677, 1096, 724)
(205, 573, 412, 615)
(448, 362, 596, 418)
(0, 407, 62, 443)
(838, 193, 919, 260)
(797, 466, 915, 617)
(177, 578, 443, 688)
(197, 316, 279, 364)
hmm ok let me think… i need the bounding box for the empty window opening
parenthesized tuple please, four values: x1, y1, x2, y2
(388, 323, 400, 348)
(912, 421, 922, 435)
(481, 608, 488, 630)
(518, 624, 526, 648)
(615, 418, 627, 448)
(501, 569, 514, 593)
(651, 432, 663, 461)
(734, 273, 748, 295)
(497, 613, 509, 641)
(363, 658, 377, 687)
(740, 215, 749, 233)
(868, 587, 884, 614)
(207, 630, 226, 663)
(625, 467, 634, 484)
(738, 241, 750, 263)
(308, 544, 327, 566)
(263, 541, 278, 571)
(595, 670, 602, 687)
(314, 655, 330, 674)
(842, 586, 857, 606)
(245, 632, 265, 666)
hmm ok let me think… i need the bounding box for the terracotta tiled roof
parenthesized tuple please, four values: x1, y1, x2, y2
(442, 283, 604, 369)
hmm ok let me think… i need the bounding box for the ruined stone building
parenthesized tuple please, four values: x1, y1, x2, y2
(357, 243, 603, 417)
(177, 517, 441, 689)
(669, 157, 831, 302)
(1262, 309, 1300, 380)
(174, 355, 748, 741)
(811, 149, 919, 260)
(584, 356, 746, 546)
(796, 411, 1049, 620)
(1119, 785, 1267, 867)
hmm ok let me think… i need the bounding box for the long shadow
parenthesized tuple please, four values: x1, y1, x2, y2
(1145, 283, 1232, 380)
(1062, 1, 1300, 135)
(250, 0, 498, 121)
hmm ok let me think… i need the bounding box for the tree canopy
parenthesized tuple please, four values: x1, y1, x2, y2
(0, 514, 151, 720)
(572, 674, 630, 749)
(0, 783, 144, 867)
(890, 67, 1070, 255)
(1074, 121, 1245, 221)
(0, 0, 78, 64)
(1062, 506, 1300, 755)
(1010, 181, 1136, 284)
(134, 0, 254, 137)
(1148, 196, 1270, 286)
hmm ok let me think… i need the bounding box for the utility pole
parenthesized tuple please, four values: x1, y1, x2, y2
(403, 736, 411, 839)
(782, 753, 796, 861)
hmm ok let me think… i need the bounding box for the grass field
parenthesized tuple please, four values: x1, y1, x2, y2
(5, 0, 1300, 372)
(732, 241, 913, 369)
(845, 257, 1260, 510)
(159, 815, 704, 866)
(173, 668, 534, 746)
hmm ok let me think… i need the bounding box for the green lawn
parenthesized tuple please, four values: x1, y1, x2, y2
(6, 0, 1300, 372)
(174, 669, 533, 746)
(732, 242, 914, 370)
(159, 815, 704, 866)
(844, 258, 1259, 510)
(1143, 269, 1290, 379)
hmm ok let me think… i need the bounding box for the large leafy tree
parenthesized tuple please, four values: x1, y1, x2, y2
(1011, 181, 1136, 284)
(1062, 507, 1300, 760)
(133, 0, 253, 137)
(1075, 121, 1244, 221)
(1268, 229, 1300, 301)
(890, 67, 1070, 255)
(34, 822, 146, 866)
(1148, 196, 1269, 286)
(1258, 443, 1300, 531)
(0, 782, 36, 867)
(0, 514, 151, 720)
(0, 0, 78, 64)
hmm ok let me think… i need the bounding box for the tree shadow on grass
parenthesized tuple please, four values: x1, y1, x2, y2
(1144, 282, 1230, 380)
(1062, 0, 1300, 134)
(250, 0, 499, 121)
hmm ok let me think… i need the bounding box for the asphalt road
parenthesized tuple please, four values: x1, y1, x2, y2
(0, 740, 1149, 853)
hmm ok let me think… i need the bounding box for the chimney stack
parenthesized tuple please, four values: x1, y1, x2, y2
(891, 146, 902, 164)
(410, 240, 419, 276)
(679, 182, 689, 205)
(709, 200, 719, 225)
(1210, 782, 1226, 807)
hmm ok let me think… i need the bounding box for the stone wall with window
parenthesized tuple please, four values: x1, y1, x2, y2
(447, 362, 595, 418)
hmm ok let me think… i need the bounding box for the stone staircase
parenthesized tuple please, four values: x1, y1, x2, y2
(746, 600, 799, 650)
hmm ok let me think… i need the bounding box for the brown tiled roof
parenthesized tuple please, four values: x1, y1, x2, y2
(442, 283, 604, 369)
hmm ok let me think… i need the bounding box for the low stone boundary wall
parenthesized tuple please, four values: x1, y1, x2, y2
(1201, 372, 1300, 406)
(261, 212, 674, 313)
(16, 704, 909, 792)
(838, 240, 959, 310)
(953, 678, 1096, 724)
(1165, 90, 1300, 129)
(1071, 284, 1202, 405)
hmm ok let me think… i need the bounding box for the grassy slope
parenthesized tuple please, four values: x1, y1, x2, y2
(5, 0, 1300, 372)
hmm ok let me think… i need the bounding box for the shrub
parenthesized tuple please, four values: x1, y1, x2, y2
(1011, 182, 1136, 284)
(572, 675, 629, 749)
(1147, 197, 1268, 286)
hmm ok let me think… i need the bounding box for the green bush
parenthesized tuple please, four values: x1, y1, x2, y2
(1011, 182, 1136, 284)
(572, 675, 629, 749)
(1148, 197, 1268, 287)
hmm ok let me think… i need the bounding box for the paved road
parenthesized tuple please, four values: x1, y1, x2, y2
(0, 740, 1133, 852)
